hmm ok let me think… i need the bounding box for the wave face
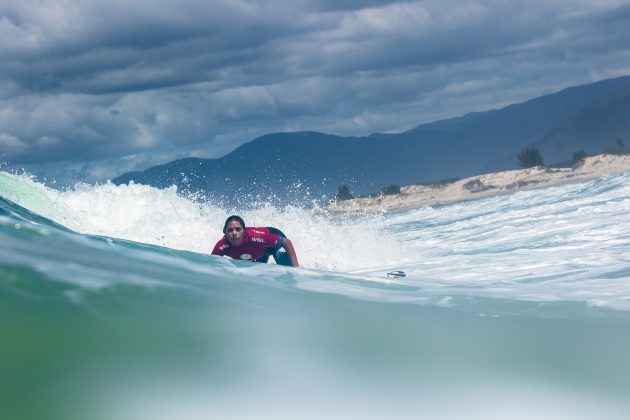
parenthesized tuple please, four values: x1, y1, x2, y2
(2, 171, 630, 420)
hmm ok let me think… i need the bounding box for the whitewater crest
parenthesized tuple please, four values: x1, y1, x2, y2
(0, 171, 405, 271)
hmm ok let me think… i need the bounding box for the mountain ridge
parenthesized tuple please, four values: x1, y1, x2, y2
(113, 75, 630, 205)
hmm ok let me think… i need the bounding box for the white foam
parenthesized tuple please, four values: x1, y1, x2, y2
(0, 173, 411, 271)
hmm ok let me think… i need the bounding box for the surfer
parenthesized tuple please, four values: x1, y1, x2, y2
(211, 215, 300, 267)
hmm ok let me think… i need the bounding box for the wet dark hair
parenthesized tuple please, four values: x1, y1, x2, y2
(223, 215, 246, 234)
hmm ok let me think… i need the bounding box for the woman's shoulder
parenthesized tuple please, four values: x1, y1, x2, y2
(246, 227, 269, 235)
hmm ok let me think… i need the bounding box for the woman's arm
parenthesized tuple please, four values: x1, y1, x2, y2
(283, 238, 300, 267)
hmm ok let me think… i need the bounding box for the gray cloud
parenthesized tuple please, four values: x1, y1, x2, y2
(2, 0, 630, 184)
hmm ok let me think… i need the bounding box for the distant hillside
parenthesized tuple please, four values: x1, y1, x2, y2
(113, 76, 630, 205)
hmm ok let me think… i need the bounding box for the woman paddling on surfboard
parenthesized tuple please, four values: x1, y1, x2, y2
(211, 215, 300, 267)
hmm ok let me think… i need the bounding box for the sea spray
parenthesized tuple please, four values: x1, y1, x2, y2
(0, 172, 409, 271)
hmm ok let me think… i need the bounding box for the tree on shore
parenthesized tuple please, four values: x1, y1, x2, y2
(617, 137, 625, 151)
(518, 147, 545, 168)
(336, 184, 354, 201)
(572, 150, 587, 164)
(381, 184, 401, 196)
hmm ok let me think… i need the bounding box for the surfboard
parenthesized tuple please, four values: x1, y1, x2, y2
(348, 267, 409, 280)
(386, 270, 407, 278)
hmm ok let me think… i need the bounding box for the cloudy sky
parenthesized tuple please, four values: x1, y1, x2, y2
(2, 0, 630, 184)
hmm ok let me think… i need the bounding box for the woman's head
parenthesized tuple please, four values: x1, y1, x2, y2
(223, 215, 246, 246)
(223, 215, 245, 233)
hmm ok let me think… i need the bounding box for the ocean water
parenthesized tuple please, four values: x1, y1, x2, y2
(1, 170, 630, 420)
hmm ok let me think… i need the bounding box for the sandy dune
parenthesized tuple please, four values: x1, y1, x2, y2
(329, 154, 630, 214)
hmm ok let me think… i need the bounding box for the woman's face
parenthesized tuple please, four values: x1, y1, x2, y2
(225, 220, 245, 247)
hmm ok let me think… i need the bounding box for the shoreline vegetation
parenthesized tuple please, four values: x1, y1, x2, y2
(329, 154, 630, 214)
